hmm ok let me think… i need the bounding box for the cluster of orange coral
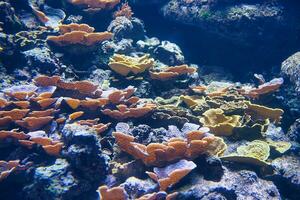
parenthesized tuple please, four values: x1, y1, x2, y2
(0, 130, 63, 156)
(113, 130, 223, 166)
(101, 87, 156, 120)
(0, 76, 111, 157)
(34, 75, 100, 96)
(150, 65, 197, 81)
(47, 23, 113, 46)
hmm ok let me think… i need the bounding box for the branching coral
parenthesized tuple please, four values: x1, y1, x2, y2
(108, 54, 154, 76)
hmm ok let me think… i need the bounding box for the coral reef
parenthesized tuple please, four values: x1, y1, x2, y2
(0, 1, 299, 199)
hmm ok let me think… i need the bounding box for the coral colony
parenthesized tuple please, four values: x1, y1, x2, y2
(0, 0, 300, 200)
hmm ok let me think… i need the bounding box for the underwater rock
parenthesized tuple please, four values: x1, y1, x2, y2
(22, 47, 61, 73)
(62, 124, 110, 184)
(129, 124, 186, 145)
(0, 2, 22, 32)
(102, 38, 134, 54)
(153, 41, 185, 66)
(136, 37, 160, 53)
(23, 158, 83, 200)
(0, 32, 17, 63)
(287, 119, 300, 143)
(281, 52, 300, 93)
(120, 176, 157, 198)
(107, 16, 146, 41)
(269, 156, 300, 199)
(175, 167, 280, 200)
(162, 0, 300, 45)
(88, 69, 112, 86)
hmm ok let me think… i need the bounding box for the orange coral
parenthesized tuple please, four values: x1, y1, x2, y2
(12, 101, 31, 109)
(34, 75, 61, 87)
(76, 119, 111, 134)
(98, 185, 127, 200)
(0, 109, 30, 120)
(28, 109, 56, 117)
(64, 98, 81, 109)
(113, 131, 223, 166)
(47, 23, 113, 46)
(0, 98, 9, 108)
(58, 23, 95, 34)
(0, 160, 20, 182)
(37, 98, 57, 109)
(15, 116, 53, 131)
(69, 111, 84, 120)
(32, 7, 49, 23)
(240, 78, 284, 99)
(150, 65, 196, 81)
(0, 117, 12, 127)
(57, 80, 98, 94)
(0, 130, 29, 140)
(80, 98, 109, 110)
(43, 142, 63, 156)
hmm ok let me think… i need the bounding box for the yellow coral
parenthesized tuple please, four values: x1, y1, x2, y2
(108, 54, 154, 76)
(245, 101, 284, 123)
(199, 108, 241, 136)
(237, 140, 270, 161)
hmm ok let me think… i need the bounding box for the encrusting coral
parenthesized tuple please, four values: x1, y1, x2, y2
(108, 54, 155, 76)
(47, 23, 113, 46)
